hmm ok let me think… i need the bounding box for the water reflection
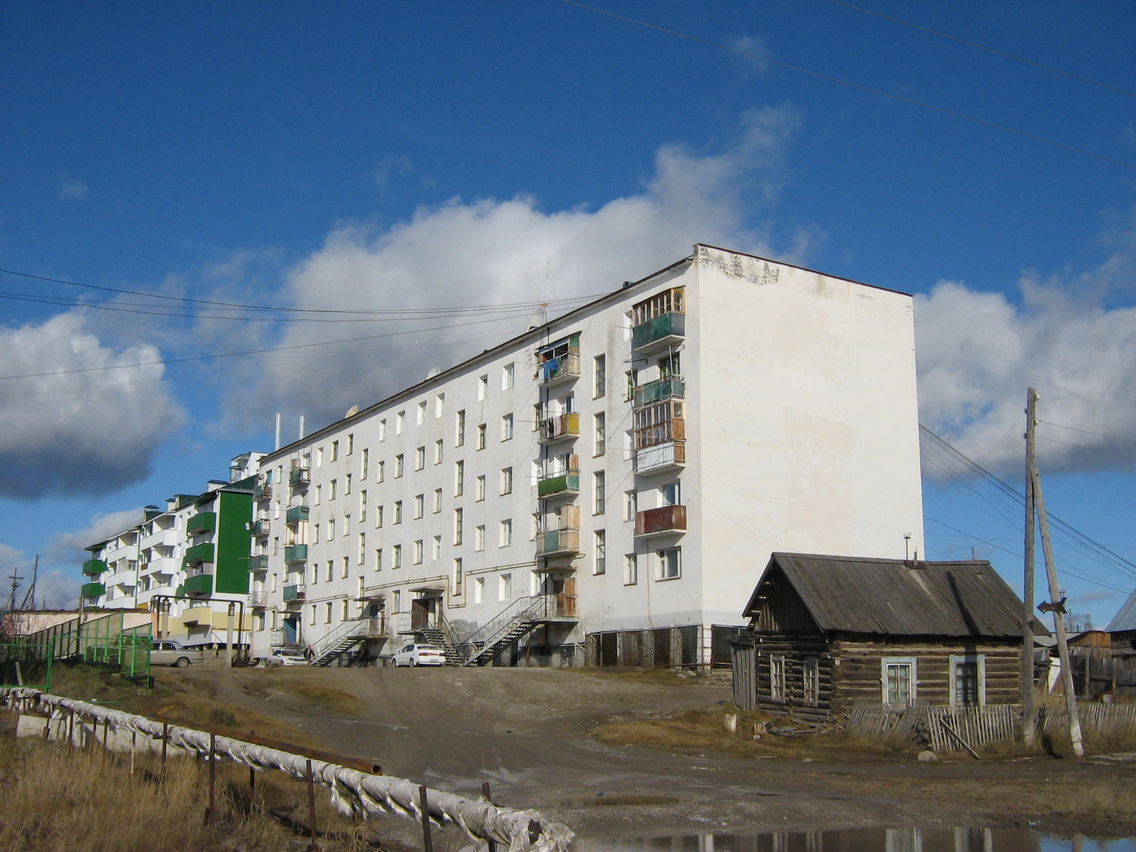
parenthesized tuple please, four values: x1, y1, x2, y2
(570, 827, 1135, 852)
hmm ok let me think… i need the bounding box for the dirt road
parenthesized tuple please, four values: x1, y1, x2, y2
(168, 663, 1136, 842)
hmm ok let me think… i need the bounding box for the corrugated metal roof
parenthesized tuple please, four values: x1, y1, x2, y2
(745, 552, 1046, 639)
(1106, 588, 1136, 632)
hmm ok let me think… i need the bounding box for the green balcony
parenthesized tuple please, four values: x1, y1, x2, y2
(183, 573, 213, 598)
(187, 511, 216, 534)
(283, 584, 306, 602)
(286, 505, 310, 525)
(248, 554, 270, 571)
(253, 483, 272, 501)
(82, 558, 107, 576)
(633, 378, 685, 407)
(285, 544, 308, 564)
(631, 312, 685, 354)
(537, 528, 581, 557)
(184, 542, 214, 565)
(537, 473, 580, 498)
(81, 582, 105, 599)
(289, 467, 310, 487)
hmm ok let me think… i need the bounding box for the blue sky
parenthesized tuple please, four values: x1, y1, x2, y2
(2, 1, 1135, 626)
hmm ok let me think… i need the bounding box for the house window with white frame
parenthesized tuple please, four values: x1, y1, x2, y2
(455, 410, 466, 447)
(500, 467, 513, 496)
(770, 654, 786, 701)
(593, 471, 606, 514)
(594, 530, 606, 575)
(594, 412, 606, 456)
(396, 411, 404, 434)
(882, 657, 917, 705)
(394, 454, 404, 478)
(434, 439, 443, 465)
(501, 413, 514, 442)
(414, 494, 424, 519)
(478, 375, 488, 400)
(477, 423, 487, 450)
(416, 400, 426, 425)
(415, 446, 425, 471)
(392, 544, 402, 569)
(433, 488, 442, 514)
(657, 547, 681, 580)
(453, 558, 463, 595)
(413, 540, 423, 565)
(500, 518, 512, 547)
(624, 554, 638, 585)
(499, 573, 512, 601)
(803, 658, 819, 705)
(475, 475, 486, 502)
(455, 460, 464, 496)
(475, 525, 485, 551)
(949, 654, 985, 707)
(594, 354, 606, 398)
(502, 363, 514, 390)
(454, 508, 463, 545)
(432, 535, 441, 559)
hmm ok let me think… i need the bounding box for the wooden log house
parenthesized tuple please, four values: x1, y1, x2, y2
(731, 553, 1046, 721)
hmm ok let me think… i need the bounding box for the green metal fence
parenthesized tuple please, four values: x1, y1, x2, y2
(19, 611, 151, 682)
(1, 641, 54, 691)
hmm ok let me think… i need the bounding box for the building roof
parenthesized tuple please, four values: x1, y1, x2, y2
(744, 552, 1046, 639)
(1106, 588, 1136, 632)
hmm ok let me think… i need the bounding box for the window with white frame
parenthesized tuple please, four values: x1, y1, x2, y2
(455, 460, 464, 496)
(360, 448, 368, 479)
(657, 547, 681, 580)
(454, 508, 463, 545)
(359, 490, 367, 523)
(432, 535, 441, 560)
(594, 471, 606, 514)
(594, 530, 606, 575)
(415, 446, 425, 471)
(478, 375, 488, 400)
(453, 558, 463, 595)
(435, 392, 445, 417)
(375, 548, 382, 572)
(432, 488, 442, 513)
(803, 658, 819, 705)
(329, 479, 337, 500)
(475, 475, 486, 502)
(396, 411, 404, 434)
(594, 412, 606, 456)
(413, 540, 423, 564)
(377, 459, 385, 482)
(499, 573, 512, 601)
(477, 423, 487, 450)
(394, 454, 404, 478)
(624, 554, 638, 585)
(357, 532, 366, 565)
(434, 439, 443, 464)
(345, 473, 352, 495)
(624, 490, 637, 521)
(882, 657, 917, 705)
(327, 518, 336, 540)
(416, 400, 426, 425)
(379, 419, 387, 441)
(374, 505, 383, 529)
(393, 501, 402, 524)
(455, 410, 466, 446)
(502, 363, 514, 390)
(769, 654, 786, 701)
(414, 494, 424, 519)
(499, 518, 512, 547)
(392, 544, 402, 569)
(500, 467, 513, 495)
(594, 354, 606, 398)
(501, 413, 514, 441)
(475, 525, 485, 551)
(473, 576, 484, 604)
(949, 654, 985, 707)
(331, 440, 339, 462)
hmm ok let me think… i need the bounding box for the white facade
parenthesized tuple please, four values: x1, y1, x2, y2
(248, 245, 924, 665)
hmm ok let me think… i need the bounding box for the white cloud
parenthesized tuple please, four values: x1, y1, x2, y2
(45, 507, 144, 566)
(916, 237, 1136, 476)
(228, 108, 801, 429)
(57, 175, 90, 201)
(0, 314, 185, 498)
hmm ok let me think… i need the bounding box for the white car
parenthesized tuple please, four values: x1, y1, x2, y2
(392, 643, 446, 667)
(264, 648, 309, 667)
(150, 640, 204, 668)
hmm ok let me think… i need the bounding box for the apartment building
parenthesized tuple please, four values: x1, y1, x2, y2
(248, 244, 925, 667)
(80, 453, 263, 646)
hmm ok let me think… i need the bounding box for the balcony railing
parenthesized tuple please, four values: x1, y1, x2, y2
(537, 466, 581, 498)
(250, 518, 270, 536)
(183, 542, 214, 565)
(540, 353, 581, 385)
(82, 558, 107, 576)
(631, 311, 685, 354)
(248, 590, 269, 608)
(284, 544, 308, 564)
(289, 467, 310, 487)
(248, 554, 270, 571)
(81, 582, 105, 599)
(635, 505, 688, 537)
(538, 412, 580, 444)
(633, 377, 685, 407)
(635, 441, 687, 475)
(286, 505, 310, 525)
(537, 527, 581, 557)
(187, 511, 216, 535)
(283, 584, 306, 602)
(183, 573, 213, 598)
(253, 483, 273, 501)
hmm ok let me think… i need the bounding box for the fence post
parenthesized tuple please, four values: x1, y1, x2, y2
(482, 781, 497, 852)
(205, 732, 216, 825)
(419, 785, 433, 852)
(306, 759, 319, 851)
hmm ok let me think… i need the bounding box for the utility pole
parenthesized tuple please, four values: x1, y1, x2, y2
(1021, 389, 1037, 742)
(1028, 388, 1084, 757)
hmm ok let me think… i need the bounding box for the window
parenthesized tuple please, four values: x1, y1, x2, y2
(455, 410, 466, 446)
(624, 490, 637, 521)
(453, 558, 463, 595)
(594, 413, 606, 456)
(359, 490, 367, 523)
(379, 419, 387, 441)
(345, 473, 352, 495)
(342, 556, 349, 578)
(477, 424, 486, 450)
(475, 475, 486, 501)
(435, 392, 445, 417)
(396, 411, 405, 434)
(434, 439, 443, 464)
(393, 501, 402, 524)
(475, 525, 485, 551)
(433, 488, 442, 513)
(417, 400, 426, 425)
(662, 481, 681, 506)
(327, 518, 336, 540)
(594, 471, 606, 514)
(375, 548, 382, 572)
(413, 540, 423, 564)
(347, 434, 354, 455)
(414, 494, 424, 519)
(501, 413, 514, 441)
(326, 601, 333, 624)
(803, 658, 820, 706)
(329, 479, 337, 500)
(454, 508, 463, 545)
(478, 374, 488, 400)
(594, 354, 606, 398)
(392, 544, 402, 569)
(394, 454, 404, 478)
(502, 363, 514, 390)
(313, 523, 320, 544)
(316, 447, 324, 468)
(376, 460, 385, 483)
(624, 554, 638, 585)
(882, 657, 917, 705)
(358, 532, 366, 565)
(499, 573, 512, 601)
(594, 530, 606, 575)
(432, 535, 441, 559)
(658, 547, 681, 580)
(473, 576, 484, 604)
(770, 655, 786, 701)
(950, 654, 985, 707)
(360, 448, 368, 479)
(500, 467, 513, 495)
(415, 446, 425, 471)
(374, 505, 383, 529)
(454, 460, 464, 496)
(500, 519, 512, 547)
(331, 440, 339, 462)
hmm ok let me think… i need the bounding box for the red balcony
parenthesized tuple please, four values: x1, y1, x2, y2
(635, 505, 687, 537)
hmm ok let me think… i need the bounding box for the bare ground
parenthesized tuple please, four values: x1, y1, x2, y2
(151, 661, 1136, 844)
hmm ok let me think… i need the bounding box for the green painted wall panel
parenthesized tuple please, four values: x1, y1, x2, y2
(214, 491, 253, 594)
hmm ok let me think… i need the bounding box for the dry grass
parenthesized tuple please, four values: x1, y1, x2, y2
(290, 683, 365, 717)
(0, 734, 390, 852)
(572, 666, 713, 686)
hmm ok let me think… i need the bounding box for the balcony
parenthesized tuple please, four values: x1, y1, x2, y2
(286, 505, 310, 525)
(253, 483, 273, 501)
(184, 542, 214, 566)
(250, 518, 270, 536)
(285, 544, 308, 564)
(537, 528, 581, 558)
(633, 377, 685, 407)
(187, 511, 216, 535)
(82, 558, 107, 576)
(538, 413, 579, 444)
(540, 352, 581, 386)
(538, 456, 581, 498)
(635, 441, 687, 475)
(180, 605, 213, 625)
(631, 311, 685, 355)
(289, 467, 310, 487)
(248, 554, 270, 572)
(248, 590, 269, 608)
(183, 573, 213, 598)
(283, 584, 306, 602)
(635, 505, 688, 537)
(81, 582, 105, 599)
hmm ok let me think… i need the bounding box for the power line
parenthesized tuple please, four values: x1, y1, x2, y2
(819, 0, 1136, 99)
(553, 0, 1136, 171)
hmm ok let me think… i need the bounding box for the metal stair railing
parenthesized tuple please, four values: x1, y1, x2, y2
(459, 595, 553, 666)
(310, 616, 374, 664)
